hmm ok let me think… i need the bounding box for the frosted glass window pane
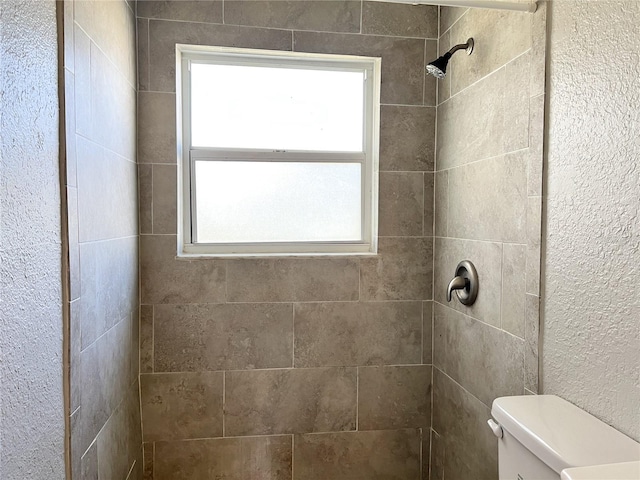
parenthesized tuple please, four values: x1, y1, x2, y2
(195, 161, 362, 243)
(191, 63, 365, 152)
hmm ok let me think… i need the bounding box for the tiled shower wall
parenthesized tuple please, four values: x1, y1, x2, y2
(136, 1, 437, 478)
(62, 0, 142, 478)
(430, 5, 546, 479)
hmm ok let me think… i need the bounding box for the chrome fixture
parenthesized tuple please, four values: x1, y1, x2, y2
(426, 38, 474, 79)
(447, 260, 478, 305)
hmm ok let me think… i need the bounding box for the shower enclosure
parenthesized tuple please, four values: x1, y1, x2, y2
(60, 1, 545, 478)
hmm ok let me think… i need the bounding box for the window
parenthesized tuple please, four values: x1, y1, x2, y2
(177, 45, 381, 256)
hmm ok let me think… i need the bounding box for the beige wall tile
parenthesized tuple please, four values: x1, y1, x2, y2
(81, 441, 98, 480)
(137, 92, 176, 165)
(436, 29, 451, 105)
(140, 305, 154, 374)
(432, 369, 497, 479)
(526, 195, 542, 295)
(433, 303, 524, 406)
(450, 8, 531, 95)
(131, 308, 140, 385)
(362, 2, 437, 38)
(436, 67, 505, 170)
(90, 41, 136, 160)
(358, 365, 432, 430)
(225, 0, 360, 33)
(137, 0, 223, 23)
(140, 235, 226, 304)
(137, 18, 150, 91)
(76, 137, 138, 241)
(225, 367, 357, 435)
(154, 436, 292, 480)
(140, 372, 223, 441)
(79, 317, 132, 454)
(152, 164, 177, 234)
(379, 105, 435, 172)
(361, 237, 433, 301)
(74, 26, 92, 141)
(79, 237, 138, 348)
(433, 237, 502, 326)
(503, 51, 531, 153)
(528, 94, 545, 196)
(423, 300, 433, 364)
(422, 428, 431, 479)
(294, 429, 420, 480)
(67, 187, 81, 301)
(525, 294, 539, 392)
(294, 302, 422, 367)
(439, 7, 467, 34)
(70, 300, 81, 413)
(63, 0, 74, 71)
(502, 244, 526, 338)
(529, 2, 547, 98)
(424, 172, 434, 236)
(294, 32, 425, 105)
(143, 443, 153, 480)
(64, 71, 77, 187)
(379, 172, 424, 236)
(138, 164, 153, 234)
(97, 381, 142, 480)
(434, 170, 448, 237)
(430, 428, 445, 480)
(227, 258, 359, 302)
(154, 303, 293, 371)
(446, 151, 527, 243)
(424, 40, 438, 107)
(149, 20, 292, 92)
(75, 0, 136, 85)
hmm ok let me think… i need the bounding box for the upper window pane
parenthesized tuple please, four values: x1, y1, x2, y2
(190, 63, 365, 152)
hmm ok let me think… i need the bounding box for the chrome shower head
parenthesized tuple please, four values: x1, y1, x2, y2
(426, 38, 474, 79)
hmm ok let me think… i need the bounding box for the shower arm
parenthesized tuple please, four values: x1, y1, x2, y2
(447, 39, 474, 56)
(448, 43, 469, 55)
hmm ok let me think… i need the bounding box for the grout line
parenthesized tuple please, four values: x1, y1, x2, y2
(435, 366, 493, 410)
(142, 16, 438, 41)
(432, 300, 525, 342)
(150, 305, 155, 373)
(291, 434, 295, 480)
(222, 371, 226, 437)
(73, 21, 137, 91)
(291, 304, 296, 368)
(359, 0, 363, 34)
(355, 367, 360, 431)
(421, 302, 425, 364)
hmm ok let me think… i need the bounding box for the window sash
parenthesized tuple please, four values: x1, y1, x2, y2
(178, 45, 380, 256)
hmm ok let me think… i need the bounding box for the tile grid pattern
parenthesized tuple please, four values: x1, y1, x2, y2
(62, 0, 143, 478)
(136, 1, 438, 478)
(430, 5, 546, 479)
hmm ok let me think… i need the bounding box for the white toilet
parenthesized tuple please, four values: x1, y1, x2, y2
(489, 395, 640, 479)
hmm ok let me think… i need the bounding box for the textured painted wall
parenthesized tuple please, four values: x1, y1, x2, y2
(542, 0, 640, 442)
(0, 0, 65, 478)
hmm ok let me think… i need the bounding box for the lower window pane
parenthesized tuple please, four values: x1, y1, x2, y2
(195, 161, 362, 243)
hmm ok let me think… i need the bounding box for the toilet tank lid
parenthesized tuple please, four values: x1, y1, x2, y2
(491, 395, 640, 473)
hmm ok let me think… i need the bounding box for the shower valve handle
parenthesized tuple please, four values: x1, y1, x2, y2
(446, 260, 479, 306)
(447, 276, 468, 302)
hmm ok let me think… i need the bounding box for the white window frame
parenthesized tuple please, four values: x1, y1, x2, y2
(176, 45, 381, 257)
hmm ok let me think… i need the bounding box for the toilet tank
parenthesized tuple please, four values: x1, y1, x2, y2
(491, 395, 640, 480)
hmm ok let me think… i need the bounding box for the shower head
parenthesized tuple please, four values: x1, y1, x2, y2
(426, 38, 474, 79)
